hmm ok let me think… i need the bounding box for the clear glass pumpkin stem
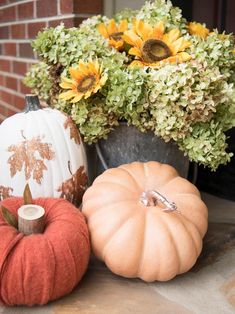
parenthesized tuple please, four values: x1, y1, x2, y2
(140, 190, 179, 213)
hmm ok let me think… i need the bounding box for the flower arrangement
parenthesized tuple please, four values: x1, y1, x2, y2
(24, 0, 235, 170)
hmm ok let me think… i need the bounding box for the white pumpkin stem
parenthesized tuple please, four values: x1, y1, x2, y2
(24, 94, 41, 113)
(140, 190, 179, 213)
(18, 204, 45, 235)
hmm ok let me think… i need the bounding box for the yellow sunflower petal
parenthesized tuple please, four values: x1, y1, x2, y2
(129, 60, 146, 67)
(60, 76, 74, 89)
(93, 85, 101, 93)
(61, 76, 73, 83)
(84, 91, 93, 99)
(153, 21, 165, 39)
(119, 19, 128, 32)
(60, 81, 74, 89)
(59, 90, 77, 100)
(61, 76, 74, 84)
(71, 94, 83, 103)
(179, 39, 191, 51)
(129, 47, 142, 58)
(95, 59, 100, 72)
(170, 38, 191, 55)
(170, 37, 184, 55)
(97, 62, 103, 75)
(97, 23, 109, 38)
(99, 74, 108, 86)
(163, 28, 181, 45)
(78, 61, 89, 75)
(135, 20, 153, 41)
(188, 22, 209, 39)
(130, 60, 160, 68)
(123, 30, 142, 48)
(108, 19, 117, 34)
(159, 52, 191, 65)
(69, 67, 82, 80)
(148, 62, 160, 68)
(177, 52, 192, 62)
(159, 56, 178, 65)
(87, 60, 98, 74)
(109, 39, 124, 50)
(132, 19, 137, 33)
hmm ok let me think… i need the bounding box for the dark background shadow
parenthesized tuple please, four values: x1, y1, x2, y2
(171, 0, 235, 200)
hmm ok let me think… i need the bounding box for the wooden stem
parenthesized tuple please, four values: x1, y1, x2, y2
(18, 204, 45, 235)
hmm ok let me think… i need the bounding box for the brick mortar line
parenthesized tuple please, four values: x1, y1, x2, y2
(17, 77, 21, 92)
(0, 0, 33, 10)
(0, 56, 37, 63)
(57, 0, 61, 16)
(0, 85, 26, 98)
(15, 0, 19, 20)
(16, 41, 20, 58)
(0, 100, 21, 113)
(0, 71, 24, 80)
(33, 0, 36, 19)
(0, 39, 32, 43)
(25, 20, 29, 38)
(0, 13, 93, 27)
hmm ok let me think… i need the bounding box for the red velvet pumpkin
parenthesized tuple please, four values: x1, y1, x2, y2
(83, 161, 208, 282)
(0, 197, 90, 306)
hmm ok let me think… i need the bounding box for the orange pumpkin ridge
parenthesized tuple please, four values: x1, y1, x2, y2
(82, 161, 208, 282)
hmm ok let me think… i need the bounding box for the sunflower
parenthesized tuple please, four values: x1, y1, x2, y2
(59, 60, 107, 103)
(97, 19, 128, 50)
(188, 22, 209, 39)
(123, 20, 191, 68)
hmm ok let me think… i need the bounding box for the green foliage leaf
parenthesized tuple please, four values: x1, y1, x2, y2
(1, 206, 18, 229)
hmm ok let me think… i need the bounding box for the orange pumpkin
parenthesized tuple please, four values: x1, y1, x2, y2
(82, 161, 208, 282)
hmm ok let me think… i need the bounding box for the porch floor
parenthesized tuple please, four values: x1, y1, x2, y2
(1, 193, 235, 314)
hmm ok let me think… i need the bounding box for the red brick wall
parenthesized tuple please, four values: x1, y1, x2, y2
(0, 0, 103, 122)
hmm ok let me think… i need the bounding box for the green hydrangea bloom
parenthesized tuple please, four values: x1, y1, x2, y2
(24, 62, 52, 102)
(114, 8, 137, 23)
(24, 0, 235, 170)
(189, 31, 235, 79)
(70, 98, 119, 144)
(146, 61, 234, 141)
(32, 22, 126, 68)
(179, 121, 233, 170)
(136, 0, 187, 31)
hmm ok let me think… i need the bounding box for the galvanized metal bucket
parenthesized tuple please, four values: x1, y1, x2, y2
(86, 123, 193, 183)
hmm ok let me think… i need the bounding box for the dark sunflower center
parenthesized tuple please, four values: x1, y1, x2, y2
(110, 31, 123, 41)
(141, 39, 171, 63)
(77, 75, 96, 93)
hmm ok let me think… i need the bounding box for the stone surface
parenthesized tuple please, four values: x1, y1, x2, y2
(1, 192, 235, 313)
(54, 271, 192, 314)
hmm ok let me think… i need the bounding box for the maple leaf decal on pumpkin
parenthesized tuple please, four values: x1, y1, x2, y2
(63, 114, 81, 145)
(57, 163, 88, 206)
(7, 131, 55, 184)
(0, 185, 13, 201)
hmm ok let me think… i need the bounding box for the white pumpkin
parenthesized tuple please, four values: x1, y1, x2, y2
(0, 95, 88, 206)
